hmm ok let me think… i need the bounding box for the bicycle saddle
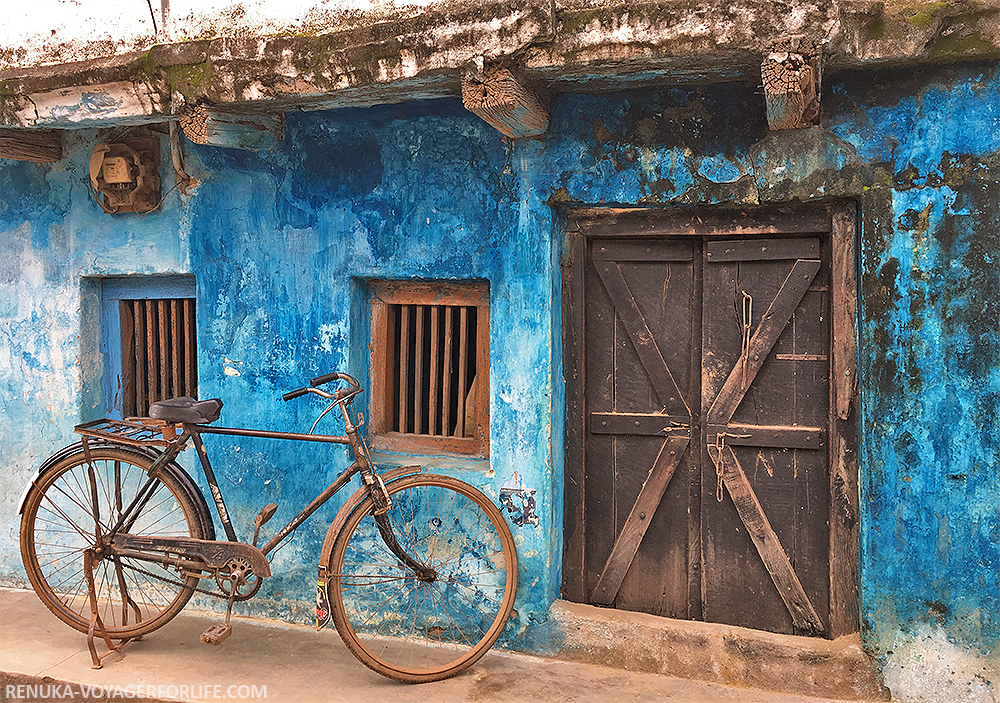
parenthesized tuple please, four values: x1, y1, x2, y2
(149, 397, 223, 424)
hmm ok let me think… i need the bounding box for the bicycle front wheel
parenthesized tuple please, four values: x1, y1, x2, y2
(20, 446, 209, 639)
(329, 474, 518, 682)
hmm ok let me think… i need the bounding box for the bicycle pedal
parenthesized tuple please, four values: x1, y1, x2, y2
(200, 623, 232, 646)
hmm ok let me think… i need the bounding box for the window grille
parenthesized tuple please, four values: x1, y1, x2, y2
(369, 282, 489, 456)
(119, 298, 197, 417)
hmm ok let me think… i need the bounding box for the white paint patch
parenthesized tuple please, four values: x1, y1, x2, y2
(223, 357, 243, 377)
(882, 626, 998, 703)
(317, 324, 339, 353)
(19, 83, 161, 127)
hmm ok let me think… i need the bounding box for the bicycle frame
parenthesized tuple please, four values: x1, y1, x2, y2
(21, 371, 518, 680)
(111, 393, 373, 558)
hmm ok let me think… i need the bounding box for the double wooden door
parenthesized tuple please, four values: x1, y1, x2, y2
(562, 206, 858, 637)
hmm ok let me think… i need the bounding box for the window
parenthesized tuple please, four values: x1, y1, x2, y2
(101, 276, 197, 418)
(369, 281, 489, 456)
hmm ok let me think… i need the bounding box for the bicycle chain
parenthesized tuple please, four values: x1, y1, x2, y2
(118, 558, 229, 600)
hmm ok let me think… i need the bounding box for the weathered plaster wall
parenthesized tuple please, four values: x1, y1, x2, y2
(1, 58, 998, 700)
(175, 101, 562, 631)
(828, 63, 1000, 702)
(0, 100, 563, 644)
(0, 129, 192, 584)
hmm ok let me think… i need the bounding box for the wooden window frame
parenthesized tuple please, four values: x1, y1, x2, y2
(368, 280, 490, 457)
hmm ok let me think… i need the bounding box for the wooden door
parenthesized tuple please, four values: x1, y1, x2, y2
(562, 205, 859, 638)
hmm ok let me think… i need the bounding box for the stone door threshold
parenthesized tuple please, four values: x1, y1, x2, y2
(546, 600, 890, 701)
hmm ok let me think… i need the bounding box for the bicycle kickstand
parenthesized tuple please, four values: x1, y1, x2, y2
(84, 549, 126, 669)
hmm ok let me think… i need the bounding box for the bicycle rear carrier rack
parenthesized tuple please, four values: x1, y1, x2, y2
(75, 418, 179, 447)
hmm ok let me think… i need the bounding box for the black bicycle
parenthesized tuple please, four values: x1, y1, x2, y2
(18, 372, 518, 682)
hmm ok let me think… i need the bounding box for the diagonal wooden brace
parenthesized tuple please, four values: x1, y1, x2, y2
(707, 259, 820, 426)
(716, 447, 824, 635)
(594, 260, 691, 416)
(591, 435, 690, 605)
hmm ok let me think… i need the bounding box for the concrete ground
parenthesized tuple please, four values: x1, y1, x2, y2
(1, 588, 883, 703)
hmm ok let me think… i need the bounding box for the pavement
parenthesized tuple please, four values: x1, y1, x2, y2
(1, 588, 882, 703)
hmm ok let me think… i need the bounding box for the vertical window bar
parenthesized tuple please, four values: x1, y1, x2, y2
(428, 306, 440, 436)
(414, 305, 425, 435)
(119, 301, 134, 417)
(135, 300, 147, 416)
(442, 307, 454, 436)
(158, 299, 169, 404)
(399, 304, 410, 434)
(184, 298, 195, 397)
(456, 306, 469, 438)
(171, 299, 181, 398)
(145, 300, 157, 409)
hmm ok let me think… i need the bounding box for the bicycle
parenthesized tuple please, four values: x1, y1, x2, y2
(18, 372, 518, 683)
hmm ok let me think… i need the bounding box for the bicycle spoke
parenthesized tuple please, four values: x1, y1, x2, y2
(331, 475, 516, 681)
(428, 583, 480, 646)
(39, 494, 94, 543)
(23, 447, 204, 638)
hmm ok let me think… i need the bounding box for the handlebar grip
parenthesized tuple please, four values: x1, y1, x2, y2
(310, 372, 340, 387)
(311, 372, 361, 391)
(282, 388, 309, 402)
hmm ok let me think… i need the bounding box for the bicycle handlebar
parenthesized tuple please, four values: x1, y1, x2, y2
(281, 388, 309, 402)
(310, 372, 360, 391)
(282, 372, 362, 403)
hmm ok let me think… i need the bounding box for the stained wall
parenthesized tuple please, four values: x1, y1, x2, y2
(1, 59, 998, 699)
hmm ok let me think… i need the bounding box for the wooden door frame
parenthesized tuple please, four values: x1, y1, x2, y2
(561, 202, 859, 638)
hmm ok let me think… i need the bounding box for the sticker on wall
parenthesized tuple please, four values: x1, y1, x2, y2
(499, 471, 539, 528)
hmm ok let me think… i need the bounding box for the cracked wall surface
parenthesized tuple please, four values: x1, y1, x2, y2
(6, 0, 1000, 128)
(2, 4, 1000, 702)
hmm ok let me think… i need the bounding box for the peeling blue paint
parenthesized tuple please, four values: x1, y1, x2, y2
(1, 61, 999, 691)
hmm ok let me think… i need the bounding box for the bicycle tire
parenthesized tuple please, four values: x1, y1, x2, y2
(20, 446, 210, 639)
(328, 474, 518, 682)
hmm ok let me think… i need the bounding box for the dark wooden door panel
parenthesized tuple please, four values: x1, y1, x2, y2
(617, 442, 693, 618)
(564, 209, 857, 638)
(582, 240, 695, 613)
(702, 240, 828, 635)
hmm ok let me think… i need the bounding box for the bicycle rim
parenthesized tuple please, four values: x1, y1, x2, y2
(20, 447, 206, 639)
(329, 474, 518, 682)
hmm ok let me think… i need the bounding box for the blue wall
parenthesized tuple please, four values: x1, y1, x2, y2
(1, 60, 998, 673)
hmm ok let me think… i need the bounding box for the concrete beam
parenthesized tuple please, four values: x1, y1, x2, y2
(2, 0, 1000, 129)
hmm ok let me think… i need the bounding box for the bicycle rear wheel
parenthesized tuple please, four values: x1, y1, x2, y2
(20, 446, 210, 639)
(329, 474, 518, 682)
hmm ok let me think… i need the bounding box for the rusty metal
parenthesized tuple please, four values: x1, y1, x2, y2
(75, 418, 179, 447)
(52, 372, 456, 667)
(84, 548, 125, 669)
(110, 534, 271, 577)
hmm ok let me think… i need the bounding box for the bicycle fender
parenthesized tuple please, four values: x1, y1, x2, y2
(316, 465, 423, 579)
(18, 442, 215, 541)
(17, 441, 93, 515)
